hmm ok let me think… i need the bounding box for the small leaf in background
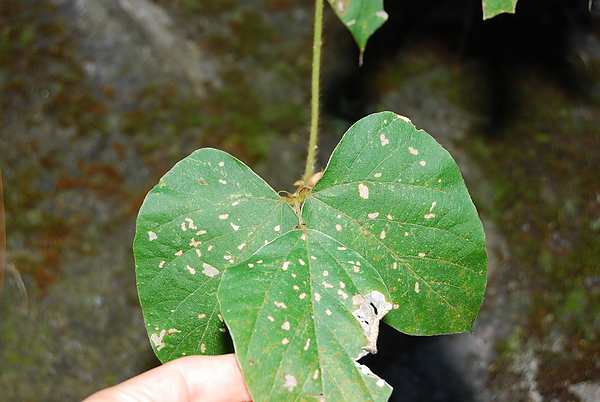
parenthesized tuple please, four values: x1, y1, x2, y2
(304, 111, 487, 336)
(219, 228, 393, 401)
(327, 0, 388, 61)
(482, 0, 519, 20)
(134, 148, 297, 362)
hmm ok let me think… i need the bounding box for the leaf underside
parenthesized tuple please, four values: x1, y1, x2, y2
(327, 0, 388, 53)
(134, 111, 487, 401)
(482, 0, 519, 19)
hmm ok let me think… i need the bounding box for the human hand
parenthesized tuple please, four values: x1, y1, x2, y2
(84, 353, 252, 402)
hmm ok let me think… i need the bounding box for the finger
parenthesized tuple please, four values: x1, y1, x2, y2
(84, 353, 252, 402)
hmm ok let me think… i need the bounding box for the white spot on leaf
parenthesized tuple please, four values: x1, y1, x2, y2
(281, 321, 290, 330)
(267, 316, 275, 322)
(424, 213, 436, 219)
(190, 238, 202, 247)
(337, 246, 347, 250)
(198, 313, 206, 319)
(202, 263, 219, 277)
(230, 222, 240, 231)
(322, 270, 329, 277)
(325, 309, 332, 316)
(201, 343, 206, 353)
(282, 338, 289, 345)
(374, 172, 382, 178)
(338, 289, 349, 299)
(219, 179, 227, 184)
(274, 301, 287, 309)
(368, 212, 380, 219)
(414, 282, 421, 293)
(323, 281, 334, 288)
(219, 214, 229, 220)
(380, 133, 390, 146)
(174, 250, 183, 256)
(282, 261, 290, 271)
(237, 243, 246, 250)
(346, 18, 356, 26)
(376, 10, 388, 20)
(274, 225, 281, 232)
(196, 230, 207, 235)
(418, 252, 426, 258)
(303, 338, 311, 351)
(185, 218, 197, 230)
(408, 146, 419, 155)
(148, 231, 157, 241)
(218, 161, 225, 167)
(298, 259, 305, 266)
(420, 160, 427, 166)
(380, 230, 387, 239)
(186, 265, 196, 275)
(158, 260, 165, 268)
(283, 374, 297, 392)
(336, 224, 342, 231)
(150, 330, 166, 351)
(314, 293, 321, 301)
(299, 293, 307, 299)
(358, 183, 369, 199)
(352, 290, 393, 356)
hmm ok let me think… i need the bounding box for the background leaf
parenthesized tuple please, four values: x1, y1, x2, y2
(327, 0, 388, 55)
(219, 228, 393, 401)
(482, 0, 519, 20)
(134, 148, 297, 362)
(304, 111, 487, 335)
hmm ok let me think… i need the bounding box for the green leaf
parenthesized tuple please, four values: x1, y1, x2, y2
(219, 228, 393, 401)
(133, 148, 297, 362)
(304, 111, 487, 335)
(135, 113, 487, 401)
(482, 0, 519, 20)
(327, 0, 388, 55)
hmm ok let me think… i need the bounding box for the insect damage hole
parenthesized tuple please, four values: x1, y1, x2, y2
(351, 291, 392, 357)
(351, 291, 393, 390)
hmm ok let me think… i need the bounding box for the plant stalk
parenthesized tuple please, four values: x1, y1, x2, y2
(303, 0, 324, 183)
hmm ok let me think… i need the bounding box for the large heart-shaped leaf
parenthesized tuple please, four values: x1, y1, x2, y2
(304, 112, 487, 335)
(134, 149, 297, 361)
(219, 228, 393, 401)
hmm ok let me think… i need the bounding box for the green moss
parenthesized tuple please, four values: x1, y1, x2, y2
(467, 68, 600, 395)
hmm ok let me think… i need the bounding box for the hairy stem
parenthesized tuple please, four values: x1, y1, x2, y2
(303, 0, 324, 183)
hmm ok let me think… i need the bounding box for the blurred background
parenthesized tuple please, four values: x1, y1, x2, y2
(1, 0, 599, 400)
